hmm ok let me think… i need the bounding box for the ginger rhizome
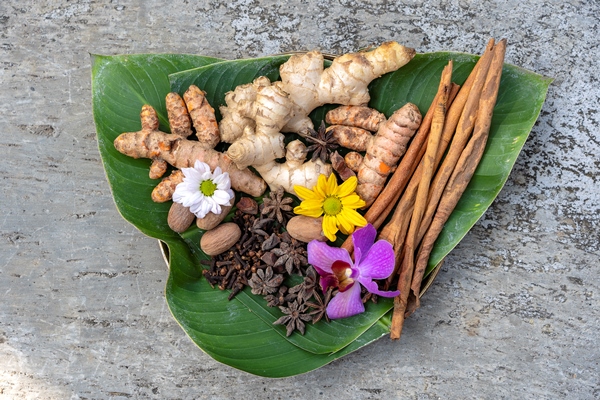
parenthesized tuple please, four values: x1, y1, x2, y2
(113, 85, 266, 198)
(218, 41, 415, 195)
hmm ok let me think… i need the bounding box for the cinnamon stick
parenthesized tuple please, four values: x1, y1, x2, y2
(380, 39, 495, 289)
(389, 61, 453, 340)
(408, 39, 507, 316)
(416, 38, 496, 246)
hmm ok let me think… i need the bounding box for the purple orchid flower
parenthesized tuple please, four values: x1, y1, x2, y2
(307, 224, 400, 319)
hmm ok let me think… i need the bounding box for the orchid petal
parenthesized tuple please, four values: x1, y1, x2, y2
(326, 283, 364, 319)
(356, 239, 395, 279)
(359, 277, 400, 298)
(307, 240, 352, 274)
(318, 274, 338, 292)
(351, 224, 377, 261)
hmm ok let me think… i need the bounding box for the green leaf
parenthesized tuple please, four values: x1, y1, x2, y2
(93, 51, 551, 377)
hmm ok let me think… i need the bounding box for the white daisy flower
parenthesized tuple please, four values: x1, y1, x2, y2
(172, 160, 235, 219)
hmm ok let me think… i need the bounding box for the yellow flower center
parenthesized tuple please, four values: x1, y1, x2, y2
(200, 180, 217, 196)
(322, 196, 342, 216)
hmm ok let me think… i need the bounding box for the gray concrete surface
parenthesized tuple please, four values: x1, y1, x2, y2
(1, 0, 598, 399)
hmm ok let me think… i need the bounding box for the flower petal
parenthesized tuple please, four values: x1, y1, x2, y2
(326, 173, 338, 194)
(340, 208, 367, 228)
(307, 240, 352, 274)
(326, 282, 364, 319)
(356, 239, 395, 279)
(336, 212, 355, 236)
(194, 160, 210, 174)
(296, 199, 324, 212)
(322, 214, 339, 242)
(351, 224, 377, 262)
(336, 176, 358, 197)
(340, 194, 366, 209)
(359, 278, 400, 298)
(294, 185, 322, 201)
(294, 205, 323, 218)
(212, 189, 233, 205)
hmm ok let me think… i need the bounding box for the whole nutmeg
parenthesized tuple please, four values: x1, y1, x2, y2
(196, 204, 232, 231)
(286, 215, 327, 243)
(168, 202, 196, 233)
(200, 222, 242, 256)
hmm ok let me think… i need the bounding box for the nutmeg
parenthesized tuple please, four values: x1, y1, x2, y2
(285, 215, 327, 243)
(200, 222, 242, 256)
(196, 205, 232, 231)
(167, 202, 196, 233)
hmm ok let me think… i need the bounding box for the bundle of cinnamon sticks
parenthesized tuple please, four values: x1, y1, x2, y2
(340, 38, 507, 340)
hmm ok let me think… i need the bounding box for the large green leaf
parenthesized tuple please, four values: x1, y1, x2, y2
(93, 51, 551, 377)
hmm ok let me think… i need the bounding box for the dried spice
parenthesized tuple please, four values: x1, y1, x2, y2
(296, 266, 318, 302)
(273, 300, 312, 336)
(261, 186, 294, 224)
(271, 240, 308, 275)
(248, 266, 284, 296)
(302, 120, 338, 163)
(265, 286, 297, 308)
(306, 288, 333, 324)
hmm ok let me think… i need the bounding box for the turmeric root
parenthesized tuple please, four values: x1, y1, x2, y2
(151, 170, 184, 203)
(114, 86, 266, 198)
(326, 105, 386, 132)
(344, 152, 363, 172)
(327, 125, 373, 152)
(356, 103, 422, 206)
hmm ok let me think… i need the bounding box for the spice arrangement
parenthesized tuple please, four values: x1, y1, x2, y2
(93, 39, 551, 376)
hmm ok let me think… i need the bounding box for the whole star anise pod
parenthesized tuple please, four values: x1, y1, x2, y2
(248, 266, 284, 296)
(296, 266, 318, 302)
(272, 240, 308, 275)
(306, 287, 333, 324)
(303, 121, 338, 163)
(261, 186, 293, 224)
(273, 300, 312, 336)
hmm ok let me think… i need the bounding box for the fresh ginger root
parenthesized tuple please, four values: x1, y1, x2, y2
(114, 86, 266, 198)
(254, 140, 332, 195)
(280, 42, 416, 133)
(356, 103, 422, 206)
(218, 42, 415, 195)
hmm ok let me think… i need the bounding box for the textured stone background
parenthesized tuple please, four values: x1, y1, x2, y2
(1, 0, 598, 399)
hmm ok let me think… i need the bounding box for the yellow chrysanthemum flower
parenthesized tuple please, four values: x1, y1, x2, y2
(293, 174, 367, 242)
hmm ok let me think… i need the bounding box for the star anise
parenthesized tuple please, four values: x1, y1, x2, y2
(265, 285, 297, 307)
(248, 266, 284, 296)
(303, 120, 338, 163)
(306, 288, 333, 324)
(261, 186, 294, 224)
(296, 266, 318, 302)
(271, 240, 308, 275)
(273, 300, 312, 336)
